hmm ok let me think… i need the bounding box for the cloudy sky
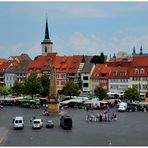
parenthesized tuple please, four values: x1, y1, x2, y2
(0, 2, 148, 59)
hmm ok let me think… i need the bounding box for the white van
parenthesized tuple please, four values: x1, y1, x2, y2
(32, 119, 43, 129)
(13, 116, 24, 129)
(118, 102, 127, 112)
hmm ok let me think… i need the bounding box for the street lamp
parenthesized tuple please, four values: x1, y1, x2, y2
(139, 80, 141, 99)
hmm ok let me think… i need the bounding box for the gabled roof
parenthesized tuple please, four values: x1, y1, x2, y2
(81, 63, 94, 73)
(54, 56, 72, 73)
(67, 55, 83, 74)
(91, 64, 111, 79)
(28, 53, 57, 71)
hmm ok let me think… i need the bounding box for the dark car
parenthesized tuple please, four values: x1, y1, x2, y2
(60, 115, 72, 130)
(46, 120, 54, 128)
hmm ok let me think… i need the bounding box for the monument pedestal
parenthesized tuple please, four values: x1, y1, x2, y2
(48, 101, 60, 115)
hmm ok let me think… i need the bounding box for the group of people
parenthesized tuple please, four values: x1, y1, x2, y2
(86, 110, 117, 122)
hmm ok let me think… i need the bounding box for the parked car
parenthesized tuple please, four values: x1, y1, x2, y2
(32, 119, 43, 129)
(60, 115, 72, 129)
(118, 102, 127, 112)
(0, 105, 3, 110)
(13, 116, 24, 129)
(46, 120, 54, 128)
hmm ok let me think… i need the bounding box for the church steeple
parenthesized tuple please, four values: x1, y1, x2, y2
(132, 46, 136, 55)
(140, 45, 143, 55)
(45, 17, 49, 40)
(41, 16, 53, 56)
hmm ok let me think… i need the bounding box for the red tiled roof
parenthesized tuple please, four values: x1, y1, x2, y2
(131, 56, 148, 67)
(108, 66, 130, 78)
(28, 53, 57, 71)
(91, 64, 111, 79)
(129, 67, 148, 77)
(0, 58, 8, 64)
(0, 62, 11, 72)
(67, 56, 83, 74)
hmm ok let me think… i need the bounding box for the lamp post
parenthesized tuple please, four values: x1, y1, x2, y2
(139, 79, 141, 99)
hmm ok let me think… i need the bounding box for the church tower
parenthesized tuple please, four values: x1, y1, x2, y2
(41, 17, 53, 56)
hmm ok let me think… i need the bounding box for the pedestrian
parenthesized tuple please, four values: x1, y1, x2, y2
(99, 113, 103, 122)
(107, 105, 110, 112)
(144, 107, 147, 112)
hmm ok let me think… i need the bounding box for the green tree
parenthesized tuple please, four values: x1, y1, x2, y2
(0, 86, 10, 98)
(61, 81, 80, 99)
(94, 86, 107, 100)
(124, 86, 139, 102)
(90, 52, 105, 64)
(12, 80, 23, 96)
(40, 74, 50, 97)
(22, 73, 43, 99)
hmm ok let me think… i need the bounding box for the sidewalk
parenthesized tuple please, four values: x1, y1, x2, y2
(0, 127, 10, 145)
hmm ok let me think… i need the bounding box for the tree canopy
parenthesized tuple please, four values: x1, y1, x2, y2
(12, 80, 23, 96)
(0, 86, 10, 98)
(94, 86, 107, 100)
(61, 81, 80, 99)
(124, 86, 139, 101)
(90, 52, 105, 64)
(23, 73, 43, 99)
(40, 74, 50, 97)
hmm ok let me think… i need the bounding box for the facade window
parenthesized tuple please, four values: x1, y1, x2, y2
(45, 46, 47, 53)
(143, 77, 148, 81)
(83, 83, 88, 87)
(134, 69, 139, 74)
(120, 72, 126, 76)
(83, 76, 88, 80)
(143, 85, 148, 90)
(112, 71, 116, 76)
(61, 74, 65, 78)
(57, 81, 59, 85)
(140, 68, 145, 74)
(56, 74, 59, 78)
(61, 81, 65, 86)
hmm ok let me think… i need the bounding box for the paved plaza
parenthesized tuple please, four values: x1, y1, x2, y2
(0, 106, 148, 146)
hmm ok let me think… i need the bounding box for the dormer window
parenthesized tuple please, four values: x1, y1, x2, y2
(134, 69, 139, 74)
(140, 68, 145, 74)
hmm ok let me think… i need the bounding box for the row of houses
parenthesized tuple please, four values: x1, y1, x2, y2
(0, 50, 147, 97)
(0, 17, 147, 97)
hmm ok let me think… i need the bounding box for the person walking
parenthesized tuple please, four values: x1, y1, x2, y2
(99, 113, 103, 122)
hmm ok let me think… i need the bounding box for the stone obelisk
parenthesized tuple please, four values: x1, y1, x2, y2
(48, 64, 59, 114)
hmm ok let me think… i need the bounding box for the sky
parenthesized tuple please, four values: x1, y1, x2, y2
(0, 2, 148, 59)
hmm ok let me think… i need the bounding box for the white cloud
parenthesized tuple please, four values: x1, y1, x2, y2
(54, 31, 148, 56)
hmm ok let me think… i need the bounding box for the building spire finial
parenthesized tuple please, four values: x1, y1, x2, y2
(45, 16, 49, 40)
(132, 46, 136, 55)
(140, 45, 143, 55)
